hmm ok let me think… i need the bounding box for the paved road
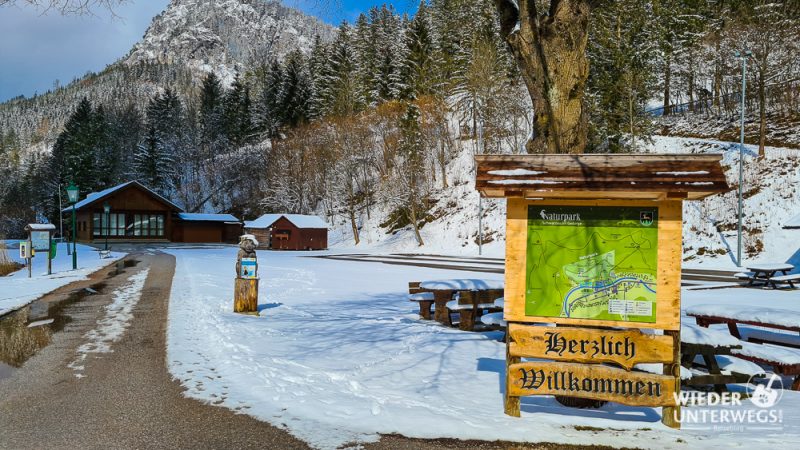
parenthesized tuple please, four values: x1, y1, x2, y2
(314, 253, 741, 288)
(0, 250, 613, 450)
(0, 252, 308, 449)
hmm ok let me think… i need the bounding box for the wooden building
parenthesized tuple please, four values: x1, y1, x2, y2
(244, 214, 329, 250)
(62, 181, 242, 244)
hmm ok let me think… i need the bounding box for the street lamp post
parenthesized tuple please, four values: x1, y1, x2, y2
(735, 50, 751, 267)
(66, 183, 79, 270)
(103, 202, 110, 251)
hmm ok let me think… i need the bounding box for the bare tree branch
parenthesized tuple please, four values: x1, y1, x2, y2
(0, 0, 128, 16)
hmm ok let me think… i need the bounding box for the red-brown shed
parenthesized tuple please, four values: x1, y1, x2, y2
(244, 214, 329, 250)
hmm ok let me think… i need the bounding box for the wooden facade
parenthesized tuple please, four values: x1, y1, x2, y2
(63, 181, 242, 244)
(269, 216, 327, 250)
(244, 214, 329, 250)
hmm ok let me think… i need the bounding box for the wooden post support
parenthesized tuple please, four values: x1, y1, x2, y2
(504, 324, 521, 417)
(234, 277, 259, 314)
(662, 329, 682, 429)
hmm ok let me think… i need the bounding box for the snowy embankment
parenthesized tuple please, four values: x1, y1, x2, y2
(166, 248, 800, 449)
(329, 135, 800, 271)
(0, 243, 125, 316)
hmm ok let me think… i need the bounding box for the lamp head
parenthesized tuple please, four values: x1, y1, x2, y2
(66, 183, 79, 204)
(103, 202, 111, 214)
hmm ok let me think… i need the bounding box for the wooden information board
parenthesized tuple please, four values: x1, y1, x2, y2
(475, 154, 731, 430)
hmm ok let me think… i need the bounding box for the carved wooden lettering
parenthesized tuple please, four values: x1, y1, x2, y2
(508, 361, 677, 407)
(508, 324, 674, 370)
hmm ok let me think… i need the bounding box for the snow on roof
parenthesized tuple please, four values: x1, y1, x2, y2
(245, 214, 329, 229)
(785, 213, 800, 229)
(61, 181, 183, 213)
(419, 279, 505, 290)
(178, 213, 240, 222)
(25, 223, 56, 231)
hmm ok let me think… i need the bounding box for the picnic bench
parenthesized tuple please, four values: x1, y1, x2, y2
(679, 322, 764, 392)
(689, 304, 800, 390)
(408, 279, 504, 331)
(736, 263, 798, 289)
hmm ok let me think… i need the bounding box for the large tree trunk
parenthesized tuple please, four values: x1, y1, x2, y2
(494, 0, 592, 154)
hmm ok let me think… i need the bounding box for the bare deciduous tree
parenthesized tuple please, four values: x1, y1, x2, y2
(0, 0, 128, 15)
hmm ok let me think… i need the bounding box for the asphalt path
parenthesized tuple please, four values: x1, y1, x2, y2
(0, 252, 308, 449)
(0, 249, 613, 450)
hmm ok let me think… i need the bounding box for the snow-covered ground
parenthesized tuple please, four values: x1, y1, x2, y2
(67, 268, 150, 378)
(0, 243, 125, 316)
(328, 135, 800, 272)
(166, 248, 800, 449)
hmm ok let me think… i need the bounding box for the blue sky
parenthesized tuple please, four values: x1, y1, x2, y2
(0, 1, 416, 103)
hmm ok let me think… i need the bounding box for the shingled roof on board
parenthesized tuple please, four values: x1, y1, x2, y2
(475, 154, 731, 200)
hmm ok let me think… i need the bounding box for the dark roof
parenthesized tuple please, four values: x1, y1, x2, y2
(475, 154, 731, 200)
(62, 181, 183, 213)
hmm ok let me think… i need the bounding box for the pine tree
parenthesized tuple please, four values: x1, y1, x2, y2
(397, 102, 427, 246)
(255, 60, 284, 136)
(199, 72, 226, 155)
(324, 23, 361, 116)
(587, 0, 658, 152)
(224, 74, 253, 147)
(280, 50, 312, 127)
(135, 125, 172, 195)
(402, 1, 438, 99)
(49, 97, 107, 193)
(307, 35, 331, 119)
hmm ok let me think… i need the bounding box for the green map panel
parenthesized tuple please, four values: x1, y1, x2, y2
(525, 205, 658, 323)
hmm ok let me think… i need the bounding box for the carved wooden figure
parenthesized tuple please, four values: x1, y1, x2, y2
(234, 235, 259, 314)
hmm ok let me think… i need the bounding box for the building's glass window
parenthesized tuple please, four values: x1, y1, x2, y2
(92, 213, 126, 237)
(130, 213, 165, 237)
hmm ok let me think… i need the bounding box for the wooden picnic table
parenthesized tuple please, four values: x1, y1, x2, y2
(744, 263, 796, 288)
(417, 279, 504, 325)
(688, 305, 800, 390)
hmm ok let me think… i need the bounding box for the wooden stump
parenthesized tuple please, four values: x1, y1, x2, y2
(234, 277, 259, 314)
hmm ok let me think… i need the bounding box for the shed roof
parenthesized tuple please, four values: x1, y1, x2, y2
(61, 181, 183, 213)
(25, 223, 56, 231)
(475, 154, 731, 200)
(177, 213, 240, 223)
(245, 214, 329, 229)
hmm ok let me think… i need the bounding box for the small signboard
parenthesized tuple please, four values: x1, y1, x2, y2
(508, 324, 674, 370)
(507, 361, 677, 407)
(240, 258, 258, 279)
(19, 241, 30, 259)
(30, 231, 50, 251)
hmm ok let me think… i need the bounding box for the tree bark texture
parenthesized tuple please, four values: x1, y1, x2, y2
(494, 0, 592, 154)
(234, 277, 258, 314)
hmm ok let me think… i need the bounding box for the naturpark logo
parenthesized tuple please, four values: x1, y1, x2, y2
(672, 374, 784, 432)
(539, 210, 581, 223)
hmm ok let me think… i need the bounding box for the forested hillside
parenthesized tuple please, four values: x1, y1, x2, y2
(1, 0, 798, 248)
